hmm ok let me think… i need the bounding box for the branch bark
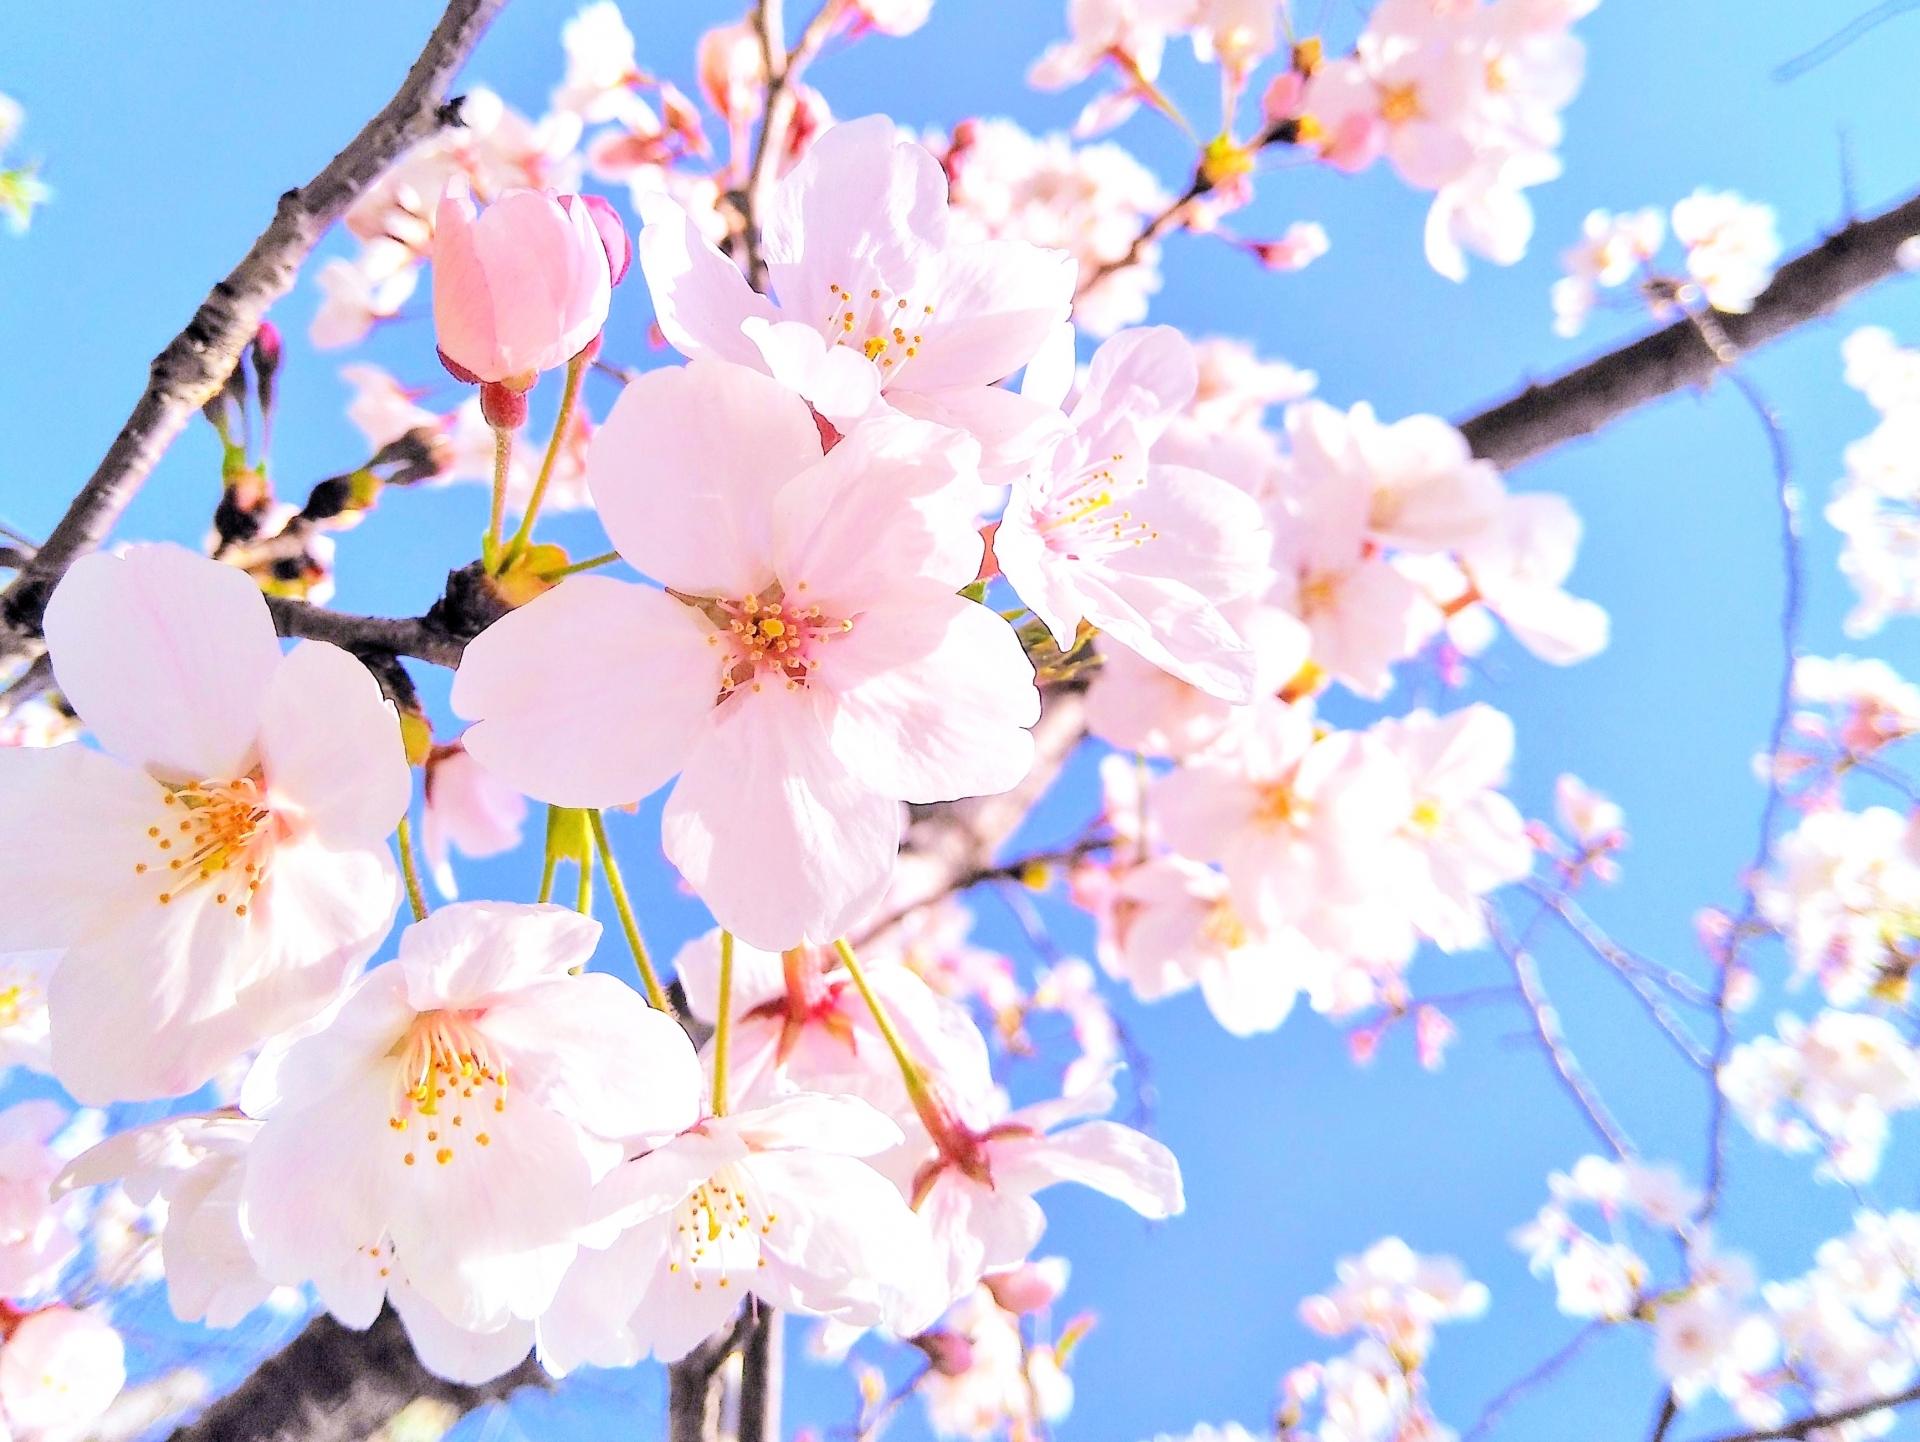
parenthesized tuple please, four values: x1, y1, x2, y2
(162, 1306, 545, 1442)
(0, 0, 507, 662)
(1459, 187, 1920, 469)
(1699, 1380, 1920, 1442)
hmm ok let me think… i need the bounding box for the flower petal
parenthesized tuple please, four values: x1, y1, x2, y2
(452, 576, 720, 810)
(995, 1121, 1185, 1218)
(636, 192, 784, 368)
(257, 642, 410, 848)
(0, 746, 154, 951)
(587, 359, 820, 595)
(663, 685, 899, 950)
(43, 544, 282, 782)
(397, 901, 598, 1010)
(819, 587, 1038, 803)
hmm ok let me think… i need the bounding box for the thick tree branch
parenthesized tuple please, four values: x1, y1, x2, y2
(0, 0, 507, 660)
(1459, 187, 1920, 469)
(265, 595, 471, 669)
(162, 1306, 545, 1442)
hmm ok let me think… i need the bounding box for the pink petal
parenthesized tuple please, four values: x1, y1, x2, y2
(586, 360, 820, 596)
(663, 685, 899, 950)
(397, 901, 599, 1011)
(636, 192, 783, 368)
(43, 545, 282, 783)
(256, 641, 411, 849)
(452, 577, 721, 810)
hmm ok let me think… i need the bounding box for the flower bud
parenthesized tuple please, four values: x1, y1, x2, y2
(563, 192, 632, 285)
(432, 184, 612, 385)
(251, 320, 284, 419)
(697, 22, 766, 125)
(910, 1329, 975, 1376)
(985, 1257, 1070, 1315)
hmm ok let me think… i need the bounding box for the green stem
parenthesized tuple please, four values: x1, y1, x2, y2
(484, 425, 512, 570)
(503, 352, 586, 566)
(575, 837, 594, 915)
(538, 548, 621, 581)
(395, 814, 429, 922)
(538, 805, 562, 904)
(713, 930, 735, 1117)
(834, 938, 932, 1105)
(588, 810, 671, 1012)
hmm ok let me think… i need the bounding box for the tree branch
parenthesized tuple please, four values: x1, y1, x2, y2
(0, 0, 508, 661)
(265, 595, 471, 670)
(1699, 1381, 1920, 1442)
(1458, 187, 1920, 469)
(162, 1306, 545, 1442)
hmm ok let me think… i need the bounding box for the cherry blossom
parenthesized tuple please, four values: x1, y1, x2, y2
(996, 326, 1271, 700)
(1671, 188, 1780, 314)
(240, 902, 702, 1343)
(638, 116, 1075, 477)
(1754, 807, 1920, 1006)
(1298, 1236, 1489, 1364)
(59, 1112, 271, 1327)
(1829, 327, 1920, 635)
(935, 118, 1171, 338)
(538, 1093, 946, 1372)
(1028, 0, 1200, 137)
(670, 930, 995, 1124)
(876, 1071, 1183, 1299)
(0, 1102, 77, 1301)
(421, 743, 528, 901)
(0, 543, 409, 1103)
(1551, 206, 1663, 337)
(452, 360, 1039, 950)
(0, 1308, 125, 1437)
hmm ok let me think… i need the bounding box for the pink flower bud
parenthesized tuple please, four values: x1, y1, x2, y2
(1263, 71, 1305, 125)
(985, 1258, 1069, 1315)
(697, 22, 766, 125)
(431, 185, 612, 386)
(563, 193, 632, 286)
(911, 1329, 975, 1376)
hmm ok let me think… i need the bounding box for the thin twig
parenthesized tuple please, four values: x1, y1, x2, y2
(1648, 1389, 1679, 1442)
(1489, 906, 1637, 1160)
(0, 0, 508, 662)
(1527, 886, 1714, 1067)
(1699, 370, 1802, 1224)
(0, 653, 54, 721)
(1461, 1322, 1608, 1442)
(1774, 0, 1920, 82)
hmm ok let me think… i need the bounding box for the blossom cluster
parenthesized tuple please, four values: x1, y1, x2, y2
(1831, 326, 1920, 635)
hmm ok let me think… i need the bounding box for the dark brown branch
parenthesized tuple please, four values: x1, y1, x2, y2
(266, 596, 471, 670)
(1700, 1381, 1920, 1442)
(1459, 187, 1920, 469)
(0, 0, 507, 660)
(162, 1306, 545, 1442)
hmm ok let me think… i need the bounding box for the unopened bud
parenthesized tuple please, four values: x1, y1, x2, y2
(565, 193, 632, 285)
(479, 380, 530, 431)
(910, 1330, 975, 1377)
(438, 346, 483, 386)
(371, 429, 449, 487)
(251, 320, 284, 418)
(985, 1258, 1069, 1316)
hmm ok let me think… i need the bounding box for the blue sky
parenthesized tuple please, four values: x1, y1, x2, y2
(5, 2, 1920, 1439)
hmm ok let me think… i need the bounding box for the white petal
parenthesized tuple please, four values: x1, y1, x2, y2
(587, 359, 820, 595)
(43, 544, 282, 782)
(663, 686, 899, 951)
(996, 1121, 1185, 1218)
(732, 1093, 903, 1156)
(390, 1276, 534, 1384)
(636, 192, 783, 368)
(452, 576, 721, 810)
(397, 901, 598, 1010)
(257, 642, 410, 848)
(481, 974, 702, 1141)
(819, 588, 1038, 802)
(0, 746, 154, 951)
(742, 317, 883, 423)
(904, 240, 1078, 393)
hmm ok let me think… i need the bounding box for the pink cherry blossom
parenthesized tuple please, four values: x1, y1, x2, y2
(637, 117, 1075, 479)
(1671, 188, 1780, 314)
(1456, 492, 1610, 664)
(422, 743, 528, 901)
(60, 1112, 270, 1327)
(539, 1094, 946, 1371)
(432, 185, 612, 386)
(0, 1308, 124, 1436)
(452, 360, 1040, 950)
(1093, 854, 1322, 1035)
(240, 902, 703, 1340)
(0, 1102, 76, 1301)
(1369, 704, 1534, 952)
(877, 1072, 1183, 1299)
(1028, 0, 1200, 135)
(671, 931, 995, 1125)
(0, 544, 409, 1104)
(995, 327, 1271, 702)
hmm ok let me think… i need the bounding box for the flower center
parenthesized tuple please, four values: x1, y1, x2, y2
(668, 1161, 774, 1290)
(1379, 83, 1422, 125)
(823, 281, 934, 383)
(1200, 897, 1249, 952)
(1409, 798, 1444, 835)
(137, 777, 274, 915)
(1037, 455, 1158, 560)
(1254, 780, 1306, 830)
(691, 583, 854, 697)
(387, 1010, 507, 1168)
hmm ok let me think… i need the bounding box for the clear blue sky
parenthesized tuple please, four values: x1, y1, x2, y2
(5, 2, 1920, 1440)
